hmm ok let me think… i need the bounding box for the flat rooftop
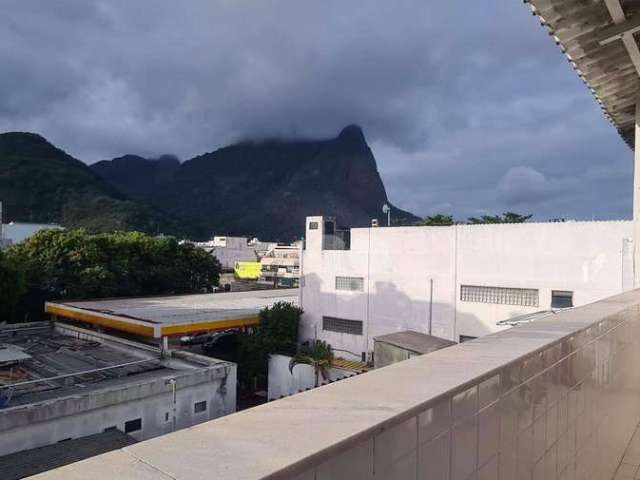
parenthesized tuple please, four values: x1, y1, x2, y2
(46, 288, 299, 338)
(0, 323, 174, 407)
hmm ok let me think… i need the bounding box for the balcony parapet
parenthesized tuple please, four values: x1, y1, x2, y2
(31, 290, 640, 479)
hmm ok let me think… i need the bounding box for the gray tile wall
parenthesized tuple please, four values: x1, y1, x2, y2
(298, 306, 640, 479)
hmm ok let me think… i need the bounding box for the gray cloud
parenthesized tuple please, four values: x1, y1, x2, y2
(0, 0, 632, 221)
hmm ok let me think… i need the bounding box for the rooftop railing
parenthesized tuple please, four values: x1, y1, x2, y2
(30, 289, 640, 480)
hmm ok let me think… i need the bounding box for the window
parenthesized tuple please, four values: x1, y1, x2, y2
(460, 285, 539, 307)
(322, 316, 363, 335)
(309, 221, 319, 230)
(164, 412, 170, 422)
(552, 290, 573, 309)
(459, 335, 477, 343)
(194, 400, 207, 413)
(124, 418, 142, 433)
(103, 426, 117, 432)
(335, 276, 364, 292)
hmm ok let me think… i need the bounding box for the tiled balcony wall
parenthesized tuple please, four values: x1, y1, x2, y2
(32, 291, 640, 480)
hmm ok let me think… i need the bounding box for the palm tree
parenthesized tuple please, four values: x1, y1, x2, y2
(289, 340, 334, 388)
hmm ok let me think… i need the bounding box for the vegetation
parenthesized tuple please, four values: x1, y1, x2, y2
(415, 214, 454, 226)
(93, 125, 418, 241)
(0, 132, 196, 236)
(467, 212, 532, 224)
(238, 301, 303, 389)
(412, 212, 532, 226)
(4, 229, 221, 322)
(289, 339, 334, 388)
(0, 249, 26, 323)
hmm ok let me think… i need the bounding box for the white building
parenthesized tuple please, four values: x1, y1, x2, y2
(0, 321, 236, 457)
(300, 216, 633, 359)
(260, 244, 301, 288)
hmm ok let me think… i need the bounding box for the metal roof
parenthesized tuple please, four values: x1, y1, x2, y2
(0, 345, 31, 364)
(0, 429, 136, 480)
(527, 0, 640, 147)
(373, 330, 456, 355)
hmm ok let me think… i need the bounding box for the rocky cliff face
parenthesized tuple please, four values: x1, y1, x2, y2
(92, 125, 416, 240)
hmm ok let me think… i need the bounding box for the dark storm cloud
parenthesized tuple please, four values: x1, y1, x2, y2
(0, 0, 632, 221)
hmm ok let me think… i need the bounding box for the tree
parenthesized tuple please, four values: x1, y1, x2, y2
(289, 340, 334, 388)
(6, 229, 221, 322)
(415, 214, 454, 226)
(0, 250, 26, 323)
(238, 301, 303, 390)
(467, 212, 532, 224)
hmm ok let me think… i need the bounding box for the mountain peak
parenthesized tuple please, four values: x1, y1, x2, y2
(337, 124, 366, 145)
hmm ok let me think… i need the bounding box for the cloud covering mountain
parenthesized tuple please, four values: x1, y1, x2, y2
(0, 0, 632, 221)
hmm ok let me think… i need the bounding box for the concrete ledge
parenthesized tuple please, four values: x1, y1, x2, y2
(31, 289, 640, 479)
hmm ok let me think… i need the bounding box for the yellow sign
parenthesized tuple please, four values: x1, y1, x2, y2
(234, 261, 262, 280)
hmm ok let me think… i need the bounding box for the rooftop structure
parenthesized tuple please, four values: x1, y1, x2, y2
(527, 0, 640, 146)
(0, 321, 235, 458)
(46, 289, 299, 339)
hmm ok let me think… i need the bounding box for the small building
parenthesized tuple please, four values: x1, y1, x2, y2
(0, 321, 236, 457)
(373, 330, 456, 369)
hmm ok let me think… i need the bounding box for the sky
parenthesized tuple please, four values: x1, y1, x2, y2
(0, 0, 633, 221)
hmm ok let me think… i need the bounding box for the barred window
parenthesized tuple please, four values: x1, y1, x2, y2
(322, 316, 363, 335)
(460, 285, 539, 307)
(335, 276, 364, 291)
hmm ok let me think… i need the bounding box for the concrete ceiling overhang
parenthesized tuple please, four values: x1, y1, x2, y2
(527, 0, 640, 148)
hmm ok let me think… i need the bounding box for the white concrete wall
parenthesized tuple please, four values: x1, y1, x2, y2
(267, 354, 355, 401)
(0, 325, 237, 456)
(0, 373, 234, 456)
(301, 218, 633, 356)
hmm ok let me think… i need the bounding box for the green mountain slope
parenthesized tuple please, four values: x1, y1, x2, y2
(0, 132, 194, 235)
(93, 125, 417, 240)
